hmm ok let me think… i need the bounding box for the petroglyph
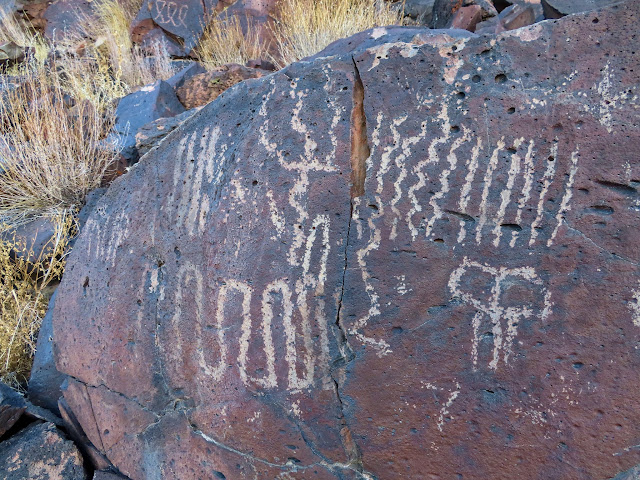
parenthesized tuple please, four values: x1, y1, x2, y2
(631, 285, 640, 327)
(153, 0, 188, 28)
(364, 109, 580, 248)
(158, 216, 332, 392)
(167, 126, 227, 236)
(259, 75, 342, 267)
(84, 206, 130, 266)
(437, 383, 461, 432)
(448, 257, 552, 370)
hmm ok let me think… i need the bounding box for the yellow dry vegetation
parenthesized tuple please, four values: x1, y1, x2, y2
(196, 14, 268, 70)
(271, 0, 405, 67)
(0, 63, 121, 223)
(0, 213, 73, 388)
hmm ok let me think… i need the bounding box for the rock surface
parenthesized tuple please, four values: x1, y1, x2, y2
(175, 63, 267, 109)
(541, 0, 625, 18)
(54, 2, 640, 479)
(28, 290, 65, 415)
(110, 80, 185, 164)
(0, 422, 86, 479)
(135, 108, 199, 157)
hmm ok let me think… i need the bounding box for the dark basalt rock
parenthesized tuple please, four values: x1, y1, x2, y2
(53, 2, 640, 479)
(0, 422, 86, 479)
(109, 80, 185, 164)
(541, 0, 626, 19)
(28, 291, 65, 415)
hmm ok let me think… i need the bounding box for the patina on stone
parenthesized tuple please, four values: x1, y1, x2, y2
(54, 2, 640, 479)
(0, 422, 85, 480)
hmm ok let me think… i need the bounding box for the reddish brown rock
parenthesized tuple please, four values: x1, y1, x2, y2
(53, 2, 640, 479)
(431, 0, 497, 28)
(43, 0, 94, 40)
(450, 4, 483, 31)
(175, 63, 267, 109)
(500, 3, 537, 30)
(0, 383, 25, 439)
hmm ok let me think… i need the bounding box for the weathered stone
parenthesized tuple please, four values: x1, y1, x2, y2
(500, 3, 537, 30)
(612, 464, 640, 480)
(398, 0, 436, 24)
(53, 2, 640, 479)
(19, 0, 49, 32)
(165, 62, 206, 89)
(431, 0, 497, 28)
(135, 108, 200, 157)
(0, 422, 86, 479)
(137, 27, 186, 57)
(175, 63, 267, 109)
(0, 217, 56, 265)
(109, 80, 185, 164)
(309, 26, 476, 60)
(0, 41, 27, 67)
(1, 380, 64, 428)
(450, 4, 483, 31)
(93, 471, 130, 480)
(43, 0, 94, 41)
(542, 0, 625, 18)
(59, 395, 112, 471)
(474, 15, 503, 34)
(0, 382, 25, 439)
(28, 290, 65, 415)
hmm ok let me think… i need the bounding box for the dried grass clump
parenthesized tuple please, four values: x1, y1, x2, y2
(271, 0, 404, 67)
(54, 0, 176, 107)
(0, 6, 49, 65)
(196, 14, 268, 70)
(80, 0, 176, 88)
(0, 213, 73, 388)
(0, 63, 121, 223)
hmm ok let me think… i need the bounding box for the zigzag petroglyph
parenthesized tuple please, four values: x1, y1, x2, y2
(159, 215, 332, 392)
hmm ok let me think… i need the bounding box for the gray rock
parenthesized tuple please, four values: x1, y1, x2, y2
(399, 0, 435, 24)
(309, 26, 476, 61)
(0, 422, 86, 480)
(109, 80, 185, 164)
(135, 108, 200, 157)
(93, 471, 130, 480)
(542, 0, 626, 18)
(165, 62, 206, 90)
(0, 217, 56, 265)
(28, 290, 65, 415)
(1, 380, 63, 430)
(0, 381, 25, 439)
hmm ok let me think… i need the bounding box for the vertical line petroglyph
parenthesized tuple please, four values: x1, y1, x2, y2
(350, 58, 369, 198)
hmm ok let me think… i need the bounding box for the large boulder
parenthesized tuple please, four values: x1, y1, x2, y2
(53, 2, 640, 479)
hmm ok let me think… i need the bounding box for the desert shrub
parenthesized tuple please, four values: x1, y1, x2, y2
(0, 213, 73, 388)
(0, 62, 121, 223)
(64, 0, 176, 104)
(270, 0, 404, 67)
(195, 14, 268, 70)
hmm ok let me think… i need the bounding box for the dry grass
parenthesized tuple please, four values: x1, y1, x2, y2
(195, 14, 268, 70)
(0, 6, 49, 65)
(0, 213, 73, 388)
(54, 0, 175, 108)
(0, 63, 121, 223)
(271, 0, 404, 67)
(79, 0, 176, 88)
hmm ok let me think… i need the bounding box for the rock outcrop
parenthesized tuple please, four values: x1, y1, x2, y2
(0, 422, 86, 480)
(53, 2, 640, 479)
